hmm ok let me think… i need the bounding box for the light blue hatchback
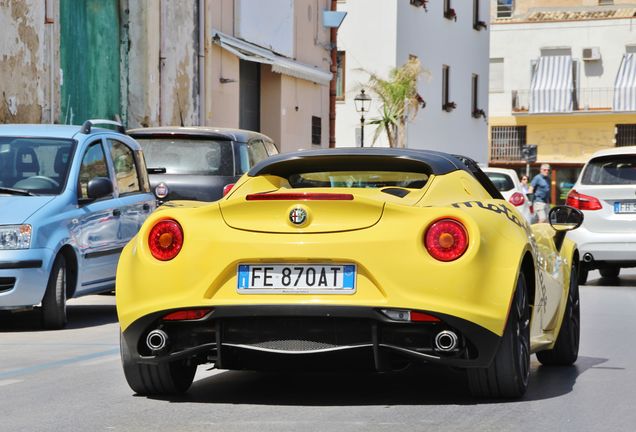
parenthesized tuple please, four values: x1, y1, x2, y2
(0, 120, 155, 328)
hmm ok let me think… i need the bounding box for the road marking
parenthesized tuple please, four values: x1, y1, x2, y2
(0, 348, 119, 380)
(0, 379, 22, 387)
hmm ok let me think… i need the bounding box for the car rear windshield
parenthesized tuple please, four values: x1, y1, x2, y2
(485, 172, 515, 191)
(288, 171, 429, 189)
(581, 155, 636, 185)
(0, 137, 75, 195)
(136, 137, 234, 176)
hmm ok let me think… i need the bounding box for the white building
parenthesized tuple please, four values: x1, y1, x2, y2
(335, 0, 490, 163)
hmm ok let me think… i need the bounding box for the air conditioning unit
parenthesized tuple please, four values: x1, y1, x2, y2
(582, 47, 601, 61)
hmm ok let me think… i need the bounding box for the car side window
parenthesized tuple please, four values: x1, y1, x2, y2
(108, 139, 141, 195)
(236, 140, 269, 175)
(264, 140, 278, 156)
(78, 141, 111, 200)
(247, 140, 269, 166)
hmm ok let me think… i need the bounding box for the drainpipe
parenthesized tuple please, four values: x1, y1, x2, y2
(198, 0, 205, 125)
(329, 0, 337, 148)
(45, 0, 55, 123)
(159, 0, 168, 125)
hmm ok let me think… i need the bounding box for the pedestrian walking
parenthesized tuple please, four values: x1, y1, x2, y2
(529, 164, 551, 223)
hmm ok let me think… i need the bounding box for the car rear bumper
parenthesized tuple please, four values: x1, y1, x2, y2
(0, 249, 52, 309)
(121, 305, 501, 371)
(567, 227, 636, 265)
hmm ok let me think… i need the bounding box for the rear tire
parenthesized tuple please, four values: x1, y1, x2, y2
(120, 332, 196, 396)
(41, 255, 68, 330)
(467, 272, 530, 398)
(536, 264, 580, 366)
(599, 266, 620, 278)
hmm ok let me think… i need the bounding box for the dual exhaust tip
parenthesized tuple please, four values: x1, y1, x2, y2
(145, 327, 459, 354)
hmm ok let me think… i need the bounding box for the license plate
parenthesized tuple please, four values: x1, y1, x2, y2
(237, 264, 356, 294)
(614, 201, 636, 214)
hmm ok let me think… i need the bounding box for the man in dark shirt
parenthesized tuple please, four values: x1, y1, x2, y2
(530, 164, 551, 223)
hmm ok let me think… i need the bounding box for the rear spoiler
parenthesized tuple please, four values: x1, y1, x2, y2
(247, 148, 504, 200)
(248, 148, 467, 178)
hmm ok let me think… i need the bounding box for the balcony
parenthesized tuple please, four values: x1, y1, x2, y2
(511, 87, 614, 113)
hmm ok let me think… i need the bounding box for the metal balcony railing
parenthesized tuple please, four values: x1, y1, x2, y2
(511, 88, 615, 113)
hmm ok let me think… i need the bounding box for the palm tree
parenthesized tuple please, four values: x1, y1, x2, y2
(365, 57, 426, 148)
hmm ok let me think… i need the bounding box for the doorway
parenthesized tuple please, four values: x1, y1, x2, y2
(239, 60, 261, 132)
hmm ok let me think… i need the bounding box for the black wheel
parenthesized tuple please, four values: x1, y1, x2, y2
(120, 332, 196, 396)
(41, 255, 68, 329)
(599, 266, 620, 278)
(577, 264, 588, 285)
(536, 264, 580, 366)
(467, 272, 530, 398)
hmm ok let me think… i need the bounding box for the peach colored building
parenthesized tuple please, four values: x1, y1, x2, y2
(205, 0, 333, 152)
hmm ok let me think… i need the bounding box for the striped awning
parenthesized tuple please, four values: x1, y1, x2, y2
(613, 53, 636, 112)
(530, 55, 573, 113)
(211, 30, 332, 86)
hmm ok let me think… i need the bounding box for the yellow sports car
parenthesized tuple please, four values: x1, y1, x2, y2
(116, 148, 584, 398)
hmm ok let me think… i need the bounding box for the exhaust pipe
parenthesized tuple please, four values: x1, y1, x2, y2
(434, 330, 458, 352)
(146, 329, 169, 351)
(583, 253, 594, 263)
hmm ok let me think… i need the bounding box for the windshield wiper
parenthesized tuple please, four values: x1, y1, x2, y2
(0, 186, 37, 196)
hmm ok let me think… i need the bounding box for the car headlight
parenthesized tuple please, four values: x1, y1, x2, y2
(0, 225, 32, 250)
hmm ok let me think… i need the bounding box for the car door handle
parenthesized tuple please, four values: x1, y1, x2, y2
(112, 209, 121, 217)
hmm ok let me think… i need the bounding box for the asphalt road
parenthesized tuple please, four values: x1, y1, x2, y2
(2, 269, 636, 432)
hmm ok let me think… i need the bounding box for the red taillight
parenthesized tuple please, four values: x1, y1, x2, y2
(566, 189, 602, 211)
(246, 192, 354, 201)
(162, 308, 212, 321)
(424, 219, 469, 262)
(509, 191, 525, 206)
(410, 311, 441, 322)
(148, 219, 184, 261)
(223, 183, 235, 196)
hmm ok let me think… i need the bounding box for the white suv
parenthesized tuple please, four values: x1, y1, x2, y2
(566, 146, 636, 284)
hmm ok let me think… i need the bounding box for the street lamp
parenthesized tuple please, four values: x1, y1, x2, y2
(354, 89, 372, 147)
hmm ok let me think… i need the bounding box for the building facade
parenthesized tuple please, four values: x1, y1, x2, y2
(0, 0, 57, 124)
(0, 0, 334, 153)
(335, 0, 490, 163)
(489, 0, 636, 203)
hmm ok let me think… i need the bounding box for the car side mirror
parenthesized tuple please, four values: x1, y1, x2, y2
(87, 177, 114, 201)
(549, 205, 584, 251)
(549, 205, 584, 232)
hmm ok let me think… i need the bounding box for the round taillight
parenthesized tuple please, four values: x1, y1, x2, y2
(424, 219, 469, 262)
(148, 219, 183, 261)
(509, 192, 525, 206)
